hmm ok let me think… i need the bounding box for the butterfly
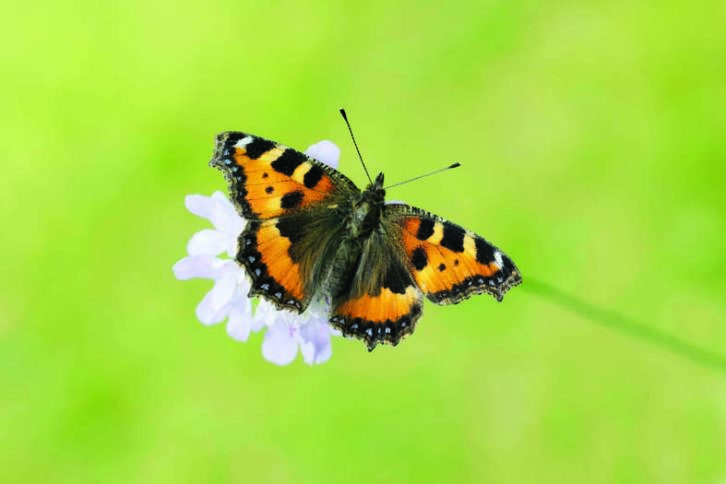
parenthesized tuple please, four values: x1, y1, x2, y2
(209, 128, 521, 351)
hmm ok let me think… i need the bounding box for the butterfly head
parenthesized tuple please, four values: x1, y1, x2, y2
(365, 172, 386, 204)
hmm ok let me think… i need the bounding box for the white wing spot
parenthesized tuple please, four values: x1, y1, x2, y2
(235, 136, 254, 148)
(494, 251, 504, 269)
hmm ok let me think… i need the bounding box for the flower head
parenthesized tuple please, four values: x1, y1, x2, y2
(173, 140, 342, 365)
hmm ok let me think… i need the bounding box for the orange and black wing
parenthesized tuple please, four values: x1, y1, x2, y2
(238, 212, 346, 312)
(386, 204, 521, 304)
(329, 229, 424, 351)
(210, 131, 357, 220)
(210, 132, 356, 312)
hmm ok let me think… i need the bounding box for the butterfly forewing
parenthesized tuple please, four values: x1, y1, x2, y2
(210, 132, 357, 220)
(386, 204, 522, 304)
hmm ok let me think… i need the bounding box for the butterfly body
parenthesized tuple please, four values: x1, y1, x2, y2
(210, 131, 521, 351)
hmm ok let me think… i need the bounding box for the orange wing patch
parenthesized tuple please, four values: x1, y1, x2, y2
(253, 220, 305, 300)
(330, 286, 422, 351)
(397, 216, 521, 304)
(210, 132, 340, 220)
(336, 286, 419, 322)
(238, 146, 334, 218)
(237, 218, 308, 312)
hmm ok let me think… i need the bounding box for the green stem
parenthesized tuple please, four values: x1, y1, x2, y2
(522, 278, 726, 374)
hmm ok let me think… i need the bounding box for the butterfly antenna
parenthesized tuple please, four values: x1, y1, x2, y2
(384, 163, 461, 190)
(339, 108, 372, 184)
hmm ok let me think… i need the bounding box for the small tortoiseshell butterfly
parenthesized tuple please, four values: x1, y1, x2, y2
(210, 117, 521, 351)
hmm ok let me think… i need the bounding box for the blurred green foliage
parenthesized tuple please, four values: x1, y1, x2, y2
(1, 0, 724, 482)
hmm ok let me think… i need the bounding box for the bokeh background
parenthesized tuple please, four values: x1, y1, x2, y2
(1, 0, 724, 482)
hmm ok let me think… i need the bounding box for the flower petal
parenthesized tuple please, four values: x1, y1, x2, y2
(262, 323, 299, 365)
(195, 288, 231, 325)
(185, 194, 217, 219)
(226, 297, 255, 342)
(186, 193, 245, 237)
(211, 267, 239, 307)
(299, 320, 333, 365)
(253, 300, 287, 328)
(210, 191, 246, 236)
(305, 140, 340, 169)
(194, 266, 239, 325)
(186, 229, 231, 256)
(173, 255, 226, 280)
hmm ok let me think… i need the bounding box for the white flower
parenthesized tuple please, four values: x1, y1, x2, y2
(173, 140, 342, 365)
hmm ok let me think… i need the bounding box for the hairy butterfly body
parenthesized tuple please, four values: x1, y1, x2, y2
(210, 131, 521, 350)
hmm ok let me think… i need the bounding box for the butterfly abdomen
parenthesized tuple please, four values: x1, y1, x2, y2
(322, 236, 363, 300)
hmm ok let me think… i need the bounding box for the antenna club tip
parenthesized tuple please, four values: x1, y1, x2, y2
(339, 108, 348, 119)
(450, 162, 462, 168)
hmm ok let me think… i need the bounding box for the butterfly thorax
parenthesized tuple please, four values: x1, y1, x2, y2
(347, 172, 386, 239)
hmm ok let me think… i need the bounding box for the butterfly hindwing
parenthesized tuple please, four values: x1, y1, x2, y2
(210, 131, 356, 220)
(386, 204, 522, 304)
(237, 191, 353, 313)
(238, 218, 306, 311)
(329, 229, 424, 351)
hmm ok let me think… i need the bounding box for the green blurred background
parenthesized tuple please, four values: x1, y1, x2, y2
(1, 0, 724, 482)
